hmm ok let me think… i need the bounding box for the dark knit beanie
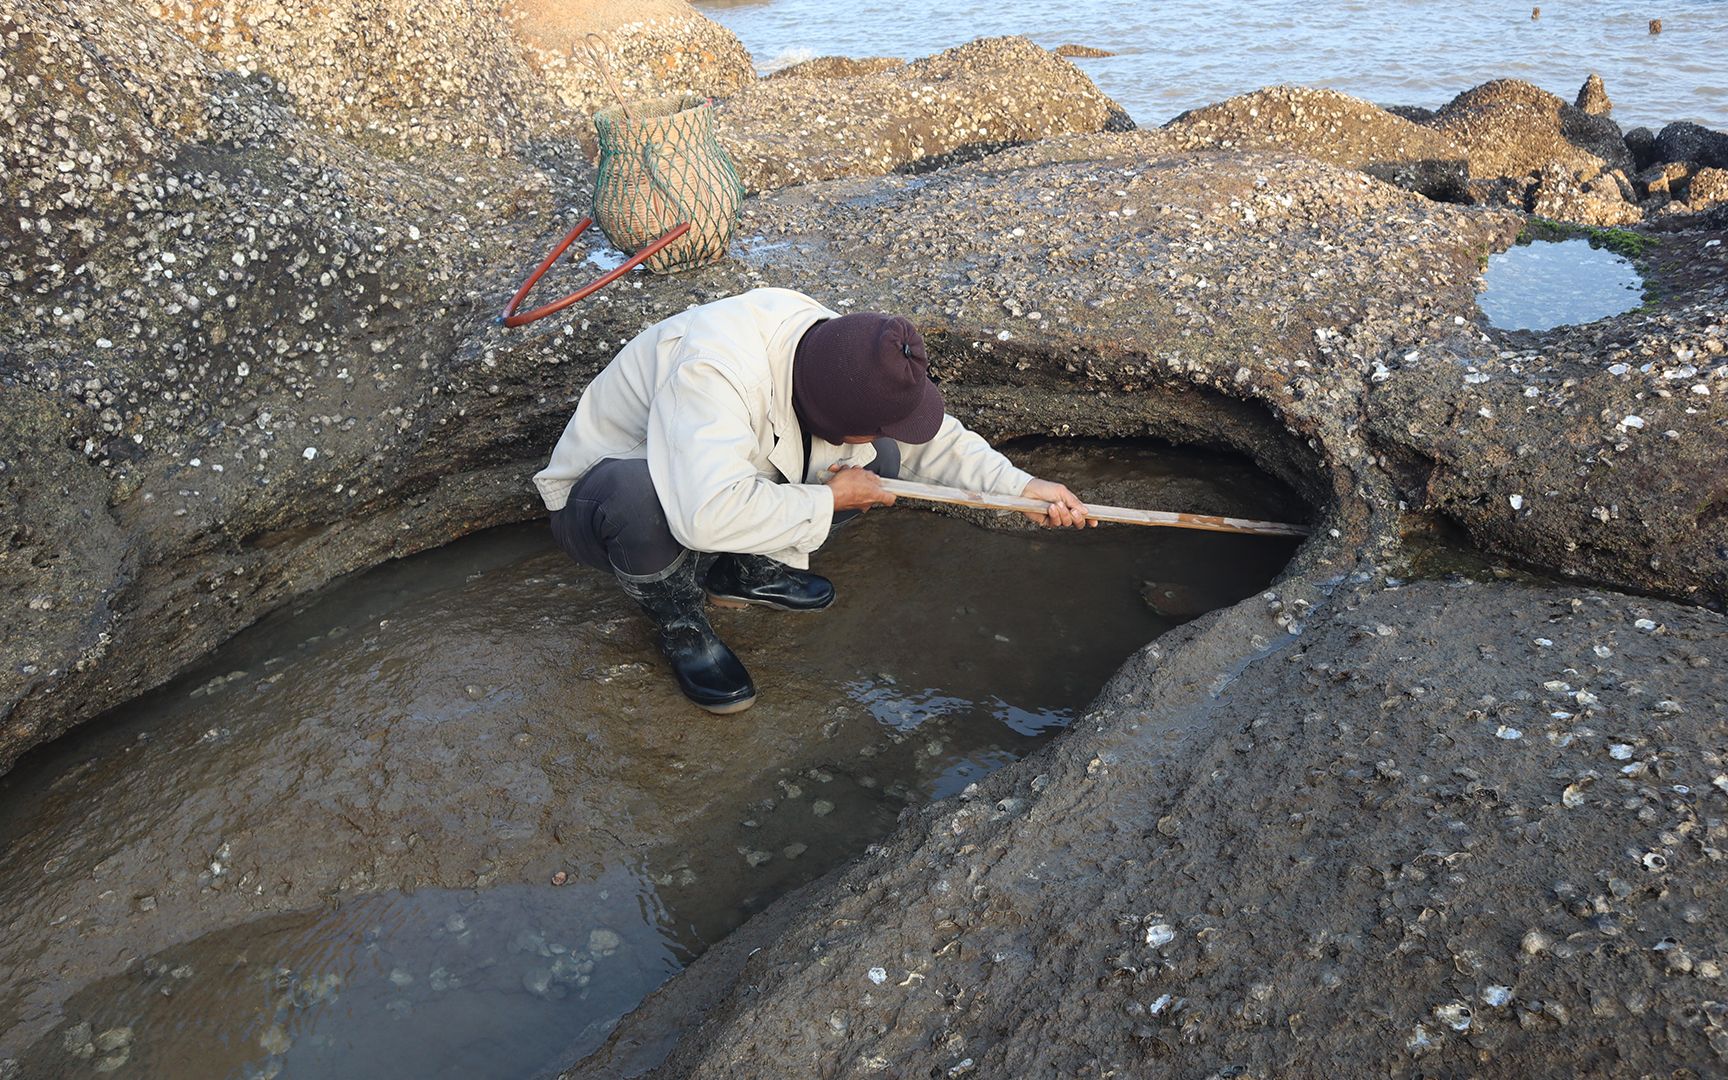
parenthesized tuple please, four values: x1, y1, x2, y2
(792, 313, 945, 445)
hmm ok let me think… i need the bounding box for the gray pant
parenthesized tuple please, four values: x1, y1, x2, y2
(550, 439, 901, 580)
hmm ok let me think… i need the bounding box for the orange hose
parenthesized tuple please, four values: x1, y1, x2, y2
(499, 218, 692, 328)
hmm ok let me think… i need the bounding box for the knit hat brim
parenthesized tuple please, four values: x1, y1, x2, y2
(875, 378, 945, 443)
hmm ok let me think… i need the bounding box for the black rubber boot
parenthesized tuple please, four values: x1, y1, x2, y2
(616, 555, 756, 714)
(705, 552, 836, 612)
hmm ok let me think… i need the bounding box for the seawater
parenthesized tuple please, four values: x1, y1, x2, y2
(694, 0, 1728, 132)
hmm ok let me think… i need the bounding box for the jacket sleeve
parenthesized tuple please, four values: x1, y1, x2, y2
(647, 359, 835, 556)
(897, 414, 1034, 495)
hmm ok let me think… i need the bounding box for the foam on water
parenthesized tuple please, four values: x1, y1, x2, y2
(759, 45, 816, 73)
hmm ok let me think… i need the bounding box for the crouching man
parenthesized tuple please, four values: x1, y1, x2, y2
(533, 288, 1090, 714)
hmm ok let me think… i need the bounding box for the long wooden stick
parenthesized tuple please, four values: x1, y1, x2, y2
(877, 478, 1310, 538)
(583, 32, 633, 122)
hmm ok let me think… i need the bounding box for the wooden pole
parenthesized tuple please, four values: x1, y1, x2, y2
(876, 478, 1310, 538)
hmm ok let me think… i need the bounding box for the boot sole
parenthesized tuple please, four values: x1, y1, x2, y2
(706, 591, 834, 613)
(698, 693, 757, 715)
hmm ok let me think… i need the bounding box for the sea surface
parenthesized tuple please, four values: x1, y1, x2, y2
(693, 0, 1728, 132)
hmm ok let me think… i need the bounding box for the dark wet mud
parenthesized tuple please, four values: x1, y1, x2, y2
(0, 440, 1302, 1080)
(1477, 236, 1644, 332)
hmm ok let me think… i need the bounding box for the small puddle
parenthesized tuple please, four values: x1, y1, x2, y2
(0, 440, 1305, 1079)
(1477, 237, 1644, 332)
(581, 247, 628, 273)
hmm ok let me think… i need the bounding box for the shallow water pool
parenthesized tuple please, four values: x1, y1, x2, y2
(0, 440, 1304, 1078)
(1477, 237, 1644, 332)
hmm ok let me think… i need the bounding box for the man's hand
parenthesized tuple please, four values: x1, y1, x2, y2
(1020, 478, 1094, 528)
(826, 464, 897, 512)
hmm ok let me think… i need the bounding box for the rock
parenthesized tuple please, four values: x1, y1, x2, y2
(1527, 163, 1642, 226)
(60, 1022, 93, 1056)
(506, 0, 754, 114)
(1429, 78, 1632, 180)
(1367, 254, 1727, 605)
(1422, 78, 1642, 223)
(92, 1029, 132, 1053)
(1637, 160, 1697, 201)
(570, 582, 1728, 1078)
(523, 968, 555, 997)
(716, 37, 1134, 192)
(146, 0, 750, 155)
(1655, 121, 1728, 170)
(1624, 125, 1660, 171)
(1575, 73, 1612, 116)
(1685, 167, 1728, 210)
(589, 928, 624, 953)
(1384, 104, 1437, 124)
(1163, 85, 1470, 201)
(258, 1023, 291, 1055)
(1140, 581, 1230, 619)
(767, 56, 902, 80)
(1051, 44, 1114, 58)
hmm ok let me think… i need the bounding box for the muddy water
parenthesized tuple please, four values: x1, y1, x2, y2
(0, 440, 1303, 1079)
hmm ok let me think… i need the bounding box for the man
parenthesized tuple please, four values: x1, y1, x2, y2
(534, 287, 1091, 714)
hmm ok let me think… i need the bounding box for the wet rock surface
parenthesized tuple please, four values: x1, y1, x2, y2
(1656, 121, 1728, 172)
(580, 580, 1728, 1079)
(1368, 236, 1728, 606)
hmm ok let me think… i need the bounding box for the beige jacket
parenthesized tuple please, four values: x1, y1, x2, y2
(533, 288, 1033, 569)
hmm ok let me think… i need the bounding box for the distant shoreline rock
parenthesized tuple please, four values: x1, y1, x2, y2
(1052, 43, 1116, 58)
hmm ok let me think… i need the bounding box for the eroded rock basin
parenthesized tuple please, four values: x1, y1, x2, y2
(0, 441, 1304, 1079)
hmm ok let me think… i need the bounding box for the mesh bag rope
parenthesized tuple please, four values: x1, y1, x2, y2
(592, 94, 744, 274)
(497, 90, 747, 326)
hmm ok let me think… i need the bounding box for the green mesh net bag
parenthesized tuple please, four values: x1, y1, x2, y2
(592, 94, 745, 274)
